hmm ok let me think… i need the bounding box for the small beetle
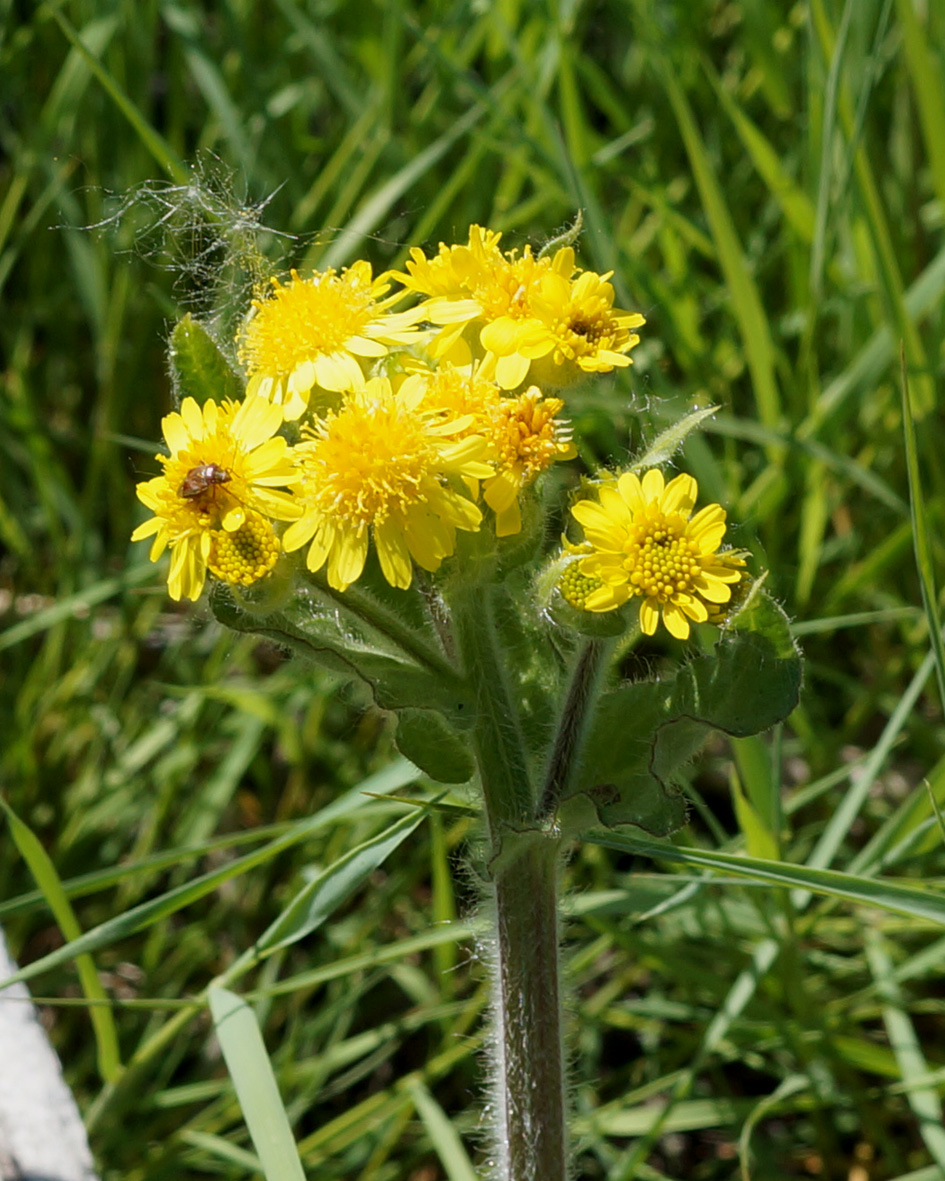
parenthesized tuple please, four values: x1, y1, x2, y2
(178, 462, 231, 500)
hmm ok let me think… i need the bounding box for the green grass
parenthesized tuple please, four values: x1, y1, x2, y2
(2, 0, 945, 1177)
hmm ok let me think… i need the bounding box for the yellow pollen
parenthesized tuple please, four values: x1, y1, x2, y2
(208, 514, 280, 586)
(625, 513, 700, 602)
(299, 403, 436, 527)
(239, 268, 373, 375)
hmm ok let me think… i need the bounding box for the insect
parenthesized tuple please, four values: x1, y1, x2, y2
(178, 462, 232, 500)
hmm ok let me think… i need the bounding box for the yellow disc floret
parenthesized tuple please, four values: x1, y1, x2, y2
(207, 511, 281, 585)
(558, 560, 605, 610)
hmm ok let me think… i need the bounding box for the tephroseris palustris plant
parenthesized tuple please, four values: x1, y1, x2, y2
(133, 221, 801, 1180)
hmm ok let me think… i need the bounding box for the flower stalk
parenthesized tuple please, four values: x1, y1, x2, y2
(452, 585, 570, 1180)
(489, 834, 568, 1181)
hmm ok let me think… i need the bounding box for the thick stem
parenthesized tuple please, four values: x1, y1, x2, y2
(452, 585, 533, 827)
(490, 835, 567, 1181)
(450, 584, 570, 1179)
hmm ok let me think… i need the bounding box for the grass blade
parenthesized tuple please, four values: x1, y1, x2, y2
(0, 797, 121, 1082)
(901, 344, 945, 716)
(584, 831, 945, 928)
(208, 986, 306, 1181)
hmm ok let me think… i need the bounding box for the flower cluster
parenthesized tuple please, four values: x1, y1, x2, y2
(133, 225, 742, 637)
(394, 226, 646, 390)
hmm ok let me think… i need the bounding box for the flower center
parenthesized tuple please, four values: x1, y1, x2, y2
(208, 513, 280, 585)
(625, 509, 701, 602)
(298, 399, 437, 526)
(493, 392, 566, 476)
(240, 269, 373, 375)
(477, 252, 549, 320)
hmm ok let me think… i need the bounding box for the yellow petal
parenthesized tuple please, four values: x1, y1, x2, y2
(661, 473, 697, 515)
(616, 472, 646, 514)
(131, 516, 161, 542)
(313, 350, 365, 392)
(640, 468, 665, 502)
(494, 499, 522, 537)
(639, 598, 660, 635)
(375, 519, 413, 588)
(282, 513, 318, 553)
(328, 527, 368, 590)
(662, 602, 691, 639)
(161, 411, 190, 455)
(480, 317, 520, 355)
(180, 397, 205, 441)
(494, 352, 531, 390)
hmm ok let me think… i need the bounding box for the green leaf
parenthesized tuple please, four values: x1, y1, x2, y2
(901, 346, 945, 718)
(583, 832, 945, 928)
(406, 1079, 478, 1181)
(563, 589, 801, 836)
(252, 807, 429, 956)
(632, 404, 719, 471)
(394, 709, 475, 785)
(168, 314, 243, 406)
(0, 797, 121, 1083)
(210, 580, 469, 717)
(207, 987, 306, 1181)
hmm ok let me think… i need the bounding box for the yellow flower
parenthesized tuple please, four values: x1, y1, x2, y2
(395, 224, 505, 306)
(570, 468, 742, 639)
(522, 262, 646, 383)
(480, 389, 576, 536)
(400, 361, 504, 434)
(131, 397, 299, 602)
(401, 364, 576, 536)
(238, 261, 425, 420)
(283, 377, 493, 592)
(705, 550, 751, 624)
(396, 228, 645, 390)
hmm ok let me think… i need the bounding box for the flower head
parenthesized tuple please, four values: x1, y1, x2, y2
(132, 397, 299, 601)
(523, 263, 646, 383)
(401, 365, 576, 536)
(570, 468, 742, 639)
(397, 228, 645, 390)
(556, 541, 605, 610)
(480, 389, 576, 536)
(283, 377, 493, 592)
(238, 262, 425, 420)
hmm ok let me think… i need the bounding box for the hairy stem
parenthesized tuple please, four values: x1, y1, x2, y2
(452, 585, 533, 827)
(537, 638, 608, 823)
(451, 585, 570, 1179)
(489, 835, 567, 1181)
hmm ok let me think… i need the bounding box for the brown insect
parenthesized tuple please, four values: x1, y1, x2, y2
(178, 462, 232, 500)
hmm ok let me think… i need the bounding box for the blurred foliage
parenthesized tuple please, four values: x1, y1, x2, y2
(2, 0, 945, 1178)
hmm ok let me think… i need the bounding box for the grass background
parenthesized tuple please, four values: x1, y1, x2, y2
(2, 0, 945, 1178)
